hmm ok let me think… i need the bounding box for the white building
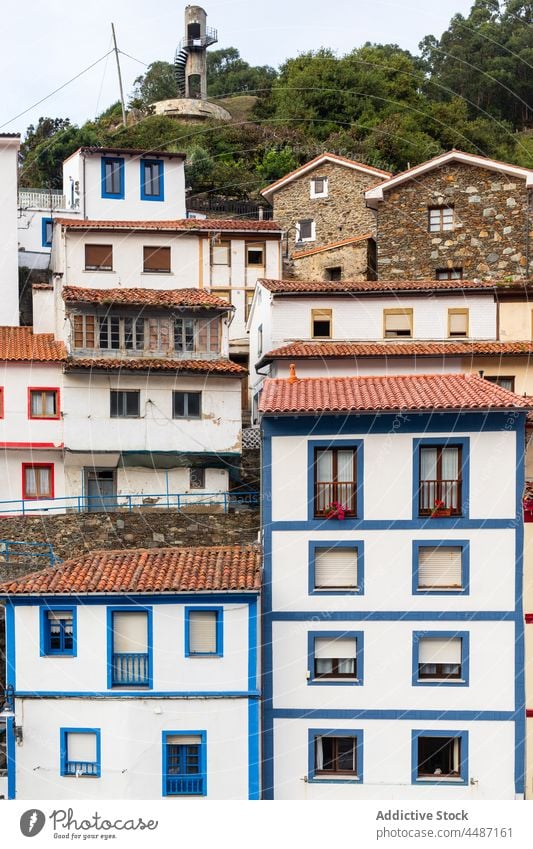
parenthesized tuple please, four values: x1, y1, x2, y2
(260, 371, 527, 799)
(0, 134, 21, 326)
(0, 544, 261, 799)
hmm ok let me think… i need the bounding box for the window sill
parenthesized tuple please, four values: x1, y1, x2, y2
(309, 678, 362, 686)
(83, 269, 115, 273)
(309, 775, 360, 784)
(141, 271, 173, 275)
(415, 776, 465, 784)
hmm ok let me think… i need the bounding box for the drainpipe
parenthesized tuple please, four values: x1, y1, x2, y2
(82, 152, 87, 220)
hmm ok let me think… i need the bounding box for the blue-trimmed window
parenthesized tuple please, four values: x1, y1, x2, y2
(40, 606, 76, 656)
(308, 729, 363, 783)
(141, 160, 164, 201)
(101, 157, 124, 199)
(162, 730, 207, 796)
(60, 728, 101, 777)
(185, 607, 223, 657)
(413, 437, 469, 519)
(309, 541, 363, 594)
(412, 631, 469, 686)
(412, 540, 469, 595)
(107, 607, 152, 688)
(308, 631, 363, 685)
(308, 439, 364, 521)
(41, 217, 53, 248)
(412, 730, 468, 785)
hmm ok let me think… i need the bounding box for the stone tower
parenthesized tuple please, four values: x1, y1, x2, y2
(175, 5, 218, 100)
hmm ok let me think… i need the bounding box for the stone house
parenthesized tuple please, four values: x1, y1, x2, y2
(261, 153, 390, 281)
(365, 150, 533, 281)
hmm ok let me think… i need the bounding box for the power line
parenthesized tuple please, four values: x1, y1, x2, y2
(118, 49, 149, 67)
(0, 50, 115, 131)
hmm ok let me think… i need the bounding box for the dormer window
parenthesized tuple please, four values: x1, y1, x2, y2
(310, 176, 328, 199)
(296, 219, 315, 242)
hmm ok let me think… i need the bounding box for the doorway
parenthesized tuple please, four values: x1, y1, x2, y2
(85, 468, 117, 512)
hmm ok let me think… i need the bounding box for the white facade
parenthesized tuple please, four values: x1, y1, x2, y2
(0, 135, 21, 325)
(261, 408, 524, 799)
(5, 587, 260, 799)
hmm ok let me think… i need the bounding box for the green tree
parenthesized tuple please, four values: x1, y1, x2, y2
(207, 47, 277, 97)
(130, 61, 177, 108)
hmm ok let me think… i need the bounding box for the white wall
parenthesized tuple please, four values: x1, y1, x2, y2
(272, 718, 515, 800)
(15, 600, 251, 693)
(269, 357, 463, 380)
(62, 151, 186, 220)
(17, 209, 52, 268)
(269, 429, 517, 523)
(0, 449, 65, 510)
(0, 363, 63, 446)
(0, 137, 21, 325)
(15, 697, 250, 799)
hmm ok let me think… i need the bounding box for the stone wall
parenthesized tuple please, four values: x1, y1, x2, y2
(273, 162, 378, 261)
(291, 240, 370, 281)
(376, 163, 533, 280)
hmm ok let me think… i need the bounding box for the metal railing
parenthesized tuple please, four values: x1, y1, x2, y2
(111, 653, 149, 686)
(166, 775, 204, 795)
(418, 479, 462, 515)
(187, 196, 273, 220)
(64, 760, 99, 776)
(0, 540, 59, 565)
(18, 189, 65, 210)
(314, 482, 357, 517)
(179, 26, 218, 50)
(0, 490, 260, 517)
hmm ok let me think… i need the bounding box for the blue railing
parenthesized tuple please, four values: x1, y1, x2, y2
(0, 490, 260, 517)
(64, 760, 99, 776)
(0, 540, 60, 566)
(112, 652, 149, 686)
(166, 775, 204, 795)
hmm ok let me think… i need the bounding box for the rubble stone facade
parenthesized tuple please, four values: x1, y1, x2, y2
(376, 162, 533, 280)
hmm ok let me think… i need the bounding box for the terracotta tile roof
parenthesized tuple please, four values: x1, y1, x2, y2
(259, 278, 497, 294)
(261, 153, 391, 199)
(292, 234, 372, 259)
(0, 326, 66, 362)
(260, 340, 533, 364)
(62, 286, 232, 309)
(0, 545, 262, 595)
(65, 358, 247, 375)
(259, 373, 531, 415)
(32, 282, 53, 291)
(55, 217, 283, 233)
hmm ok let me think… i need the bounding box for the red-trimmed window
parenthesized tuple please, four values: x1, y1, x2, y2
(28, 388, 60, 420)
(22, 463, 54, 500)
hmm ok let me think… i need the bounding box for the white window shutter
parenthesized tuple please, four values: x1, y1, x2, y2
(113, 612, 148, 653)
(418, 547, 462, 588)
(166, 735, 202, 745)
(418, 637, 462, 664)
(67, 732, 96, 762)
(314, 637, 356, 659)
(315, 548, 357, 588)
(189, 611, 217, 653)
(48, 610, 72, 622)
(385, 312, 411, 332)
(449, 312, 467, 334)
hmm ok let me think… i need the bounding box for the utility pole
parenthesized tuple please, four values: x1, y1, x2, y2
(111, 23, 127, 127)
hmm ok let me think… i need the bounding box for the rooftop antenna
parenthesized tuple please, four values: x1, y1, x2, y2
(111, 23, 127, 127)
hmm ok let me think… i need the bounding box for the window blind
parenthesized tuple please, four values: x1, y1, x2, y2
(314, 637, 356, 659)
(418, 546, 462, 588)
(166, 735, 202, 746)
(189, 611, 217, 653)
(449, 312, 468, 334)
(67, 732, 96, 762)
(418, 637, 462, 664)
(143, 246, 170, 272)
(385, 312, 411, 331)
(85, 244, 113, 269)
(112, 612, 148, 653)
(315, 548, 357, 588)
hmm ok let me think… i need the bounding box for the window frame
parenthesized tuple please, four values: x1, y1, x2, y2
(42, 217, 53, 248)
(184, 606, 224, 657)
(484, 375, 516, 392)
(142, 245, 171, 273)
(140, 159, 164, 202)
(106, 605, 153, 690)
(428, 205, 455, 233)
(296, 219, 315, 242)
(310, 176, 328, 199)
(101, 157, 125, 200)
(40, 605, 77, 657)
(311, 308, 332, 339)
(310, 440, 362, 520)
(189, 467, 205, 490)
(437, 268, 463, 280)
(162, 730, 207, 797)
(307, 630, 364, 686)
(28, 387, 61, 420)
(172, 391, 202, 419)
(412, 631, 470, 687)
(246, 243, 265, 267)
(84, 243, 113, 271)
(60, 728, 101, 778)
(110, 389, 141, 418)
(383, 308, 413, 338)
(307, 729, 363, 784)
(211, 240, 231, 266)
(411, 730, 468, 785)
(412, 540, 470, 596)
(447, 308, 469, 338)
(413, 437, 469, 520)
(245, 289, 255, 322)
(22, 462, 54, 500)
(308, 541, 364, 596)
(325, 266, 342, 282)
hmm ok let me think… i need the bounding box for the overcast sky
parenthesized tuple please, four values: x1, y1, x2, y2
(2, 0, 475, 135)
